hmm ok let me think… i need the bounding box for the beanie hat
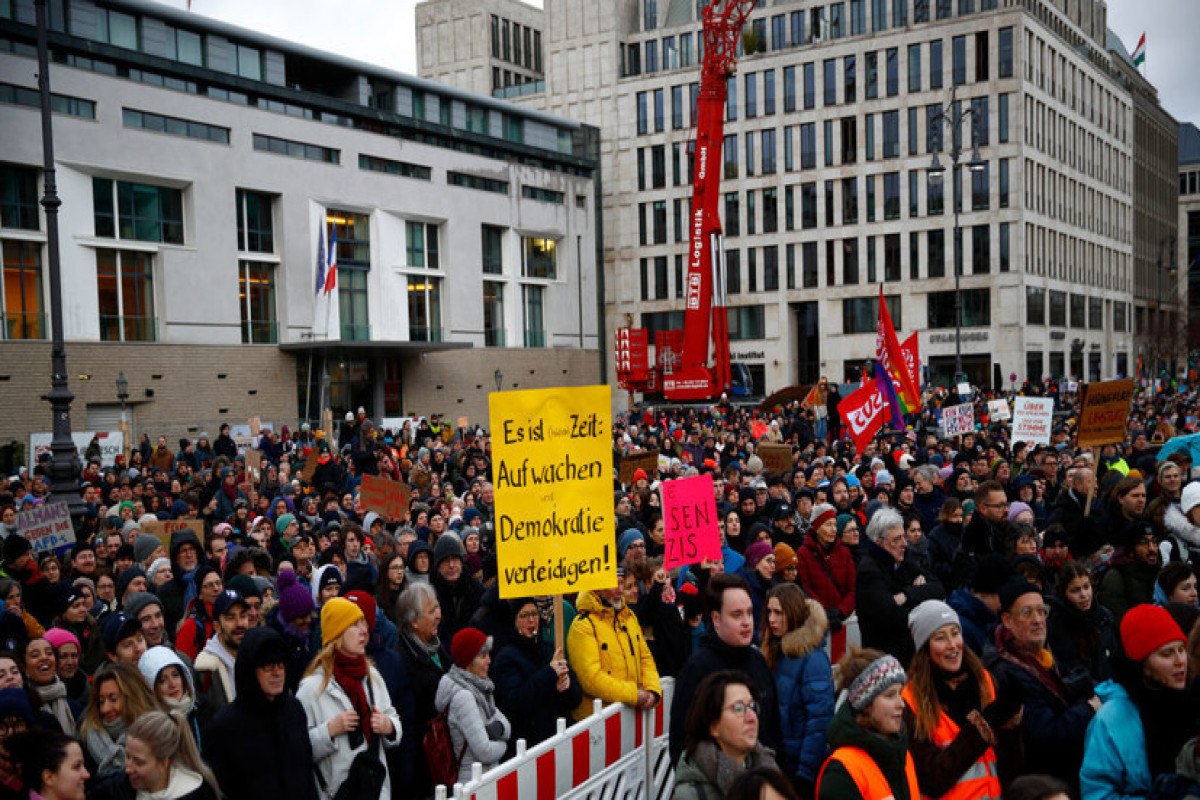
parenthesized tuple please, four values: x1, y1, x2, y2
(320, 597, 364, 647)
(1006, 502, 1033, 523)
(1181, 482, 1200, 517)
(999, 579, 1043, 613)
(809, 503, 837, 531)
(745, 540, 775, 570)
(450, 627, 491, 669)
(909, 600, 961, 654)
(773, 543, 798, 571)
(43, 627, 81, 653)
(836, 513, 855, 537)
(847, 654, 907, 713)
(738, 487, 756, 504)
(122, 592, 162, 622)
(1121, 603, 1185, 662)
(71, 576, 95, 597)
(311, 564, 343, 603)
(146, 557, 171, 585)
(226, 574, 262, 600)
(618, 529, 646, 561)
(344, 591, 377, 637)
(275, 513, 296, 535)
(432, 533, 466, 568)
(102, 612, 141, 653)
(2, 534, 30, 565)
(132, 535, 160, 566)
(631, 468, 648, 484)
(0, 687, 32, 724)
(874, 470, 894, 487)
(116, 566, 147, 602)
(276, 568, 315, 623)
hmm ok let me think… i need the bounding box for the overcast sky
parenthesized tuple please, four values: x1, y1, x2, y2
(160, 0, 1198, 125)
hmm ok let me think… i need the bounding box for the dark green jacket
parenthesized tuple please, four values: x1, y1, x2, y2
(817, 701, 915, 800)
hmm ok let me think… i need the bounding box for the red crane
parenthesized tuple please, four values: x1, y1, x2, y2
(616, 0, 758, 402)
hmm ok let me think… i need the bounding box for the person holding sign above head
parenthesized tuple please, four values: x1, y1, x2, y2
(567, 566, 661, 721)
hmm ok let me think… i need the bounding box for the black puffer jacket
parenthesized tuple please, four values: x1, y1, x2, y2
(396, 630, 449, 798)
(855, 540, 945, 666)
(203, 628, 319, 800)
(492, 632, 583, 756)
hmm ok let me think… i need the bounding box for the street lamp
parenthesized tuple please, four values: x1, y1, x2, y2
(494, 369, 504, 393)
(35, 0, 83, 523)
(927, 87, 985, 389)
(116, 372, 129, 459)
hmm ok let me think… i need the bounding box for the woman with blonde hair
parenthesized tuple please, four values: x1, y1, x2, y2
(124, 710, 220, 799)
(297, 597, 401, 800)
(79, 661, 160, 778)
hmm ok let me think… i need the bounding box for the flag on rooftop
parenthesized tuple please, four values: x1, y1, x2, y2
(1131, 32, 1145, 68)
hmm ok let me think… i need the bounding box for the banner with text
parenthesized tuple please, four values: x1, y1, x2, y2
(1011, 397, 1055, 446)
(359, 474, 410, 521)
(942, 403, 975, 437)
(30, 432, 124, 469)
(987, 399, 1011, 421)
(1077, 379, 1135, 448)
(490, 386, 616, 598)
(661, 474, 722, 569)
(17, 502, 75, 554)
(141, 519, 202, 550)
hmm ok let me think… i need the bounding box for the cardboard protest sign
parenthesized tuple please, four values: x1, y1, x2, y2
(618, 450, 659, 485)
(661, 474, 722, 569)
(941, 403, 975, 437)
(300, 454, 319, 484)
(490, 385, 615, 598)
(1076, 379, 1135, 448)
(987, 399, 1011, 421)
(245, 449, 263, 482)
(359, 474, 410, 520)
(757, 444, 793, 474)
(17, 503, 74, 554)
(1011, 397, 1054, 446)
(140, 518, 202, 550)
(456, 416, 469, 430)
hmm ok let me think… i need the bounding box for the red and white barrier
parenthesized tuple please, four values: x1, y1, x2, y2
(437, 678, 675, 800)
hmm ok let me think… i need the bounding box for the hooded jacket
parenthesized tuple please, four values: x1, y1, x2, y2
(816, 700, 917, 800)
(1162, 504, 1200, 565)
(566, 590, 661, 721)
(1079, 680, 1151, 800)
(773, 600, 834, 782)
(157, 528, 204, 634)
(139, 646, 207, 752)
(492, 629, 583, 754)
(204, 628, 319, 800)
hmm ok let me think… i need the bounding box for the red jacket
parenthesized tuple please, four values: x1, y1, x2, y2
(795, 535, 856, 620)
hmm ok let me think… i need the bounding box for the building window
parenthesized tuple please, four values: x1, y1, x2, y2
(0, 81, 96, 119)
(972, 224, 990, 274)
(823, 59, 837, 106)
(236, 189, 273, 254)
(865, 51, 878, 99)
(93, 178, 184, 245)
(2, 240, 43, 339)
(883, 111, 899, 158)
(239, 261, 276, 343)
(998, 27, 1014, 78)
(1027, 351, 1043, 382)
(1070, 294, 1086, 328)
(804, 63, 815, 109)
(930, 40, 944, 89)
(844, 295, 900, 334)
(928, 288, 989, 328)
(1088, 297, 1103, 330)
(726, 249, 741, 295)
(1049, 290, 1066, 326)
(122, 108, 229, 144)
(729, 305, 766, 340)
(725, 192, 740, 236)
(971, 162, 989, 210)
(952, 35, 966, 85)
(763, 188, 778, 233)
(523, 284, 545, 346)
(999, 222, 1010, 272)
(522, 237, 557, 279)
(1026, 286, 1045, 325)
(359, 155, 431, 181)
(844, 238, 860, 284)
(998, 93, 1009, 142)
(884, 233, 901, 280)
(845, 56, 856, 103)
(884, 172, 900, 220)
(484, 280, 505, 346)
(448, 172, 508, 194)
(783, 66, 796, 112)
(1113, 301, 1127, 332)
(928, 228, 945, 277)
(1, 164, 39, 231)
(481, 225, 505, 275)
(252, 134, 339, 164)
(801, 183, 817, 229)
(522, 185, 566, 204)
(886, 47, 899, 96)
(764, 245, 779, 291)
(407, 276, 442, 342)
(406, 221, 440, 269)
(803, 241, 818, 288)
(329, 210, 370, 341)
(908, 44, 922, 92)
(928, 174, 944, 216)
(97, 249, 155, 341)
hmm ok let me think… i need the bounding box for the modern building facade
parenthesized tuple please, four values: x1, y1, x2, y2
(1182, 122, 1200, 350)
(0, 0, 601, 446)
(416, 0, 546, 98)
(420, 0, 1141, 397)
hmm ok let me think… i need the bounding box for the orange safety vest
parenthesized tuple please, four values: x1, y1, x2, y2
(900, 672, 1002, 800)
(816, 746, 921, 800)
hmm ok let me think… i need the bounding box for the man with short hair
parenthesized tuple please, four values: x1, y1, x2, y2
(195, 589, 250, 711)
(102, 611, 147, 666)
(962, 480, 1011, 564)
(668, 573, 781, 766)
(430, 534, 484, 641)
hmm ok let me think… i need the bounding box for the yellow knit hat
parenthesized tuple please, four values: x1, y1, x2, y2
(321, 597, 364, 647)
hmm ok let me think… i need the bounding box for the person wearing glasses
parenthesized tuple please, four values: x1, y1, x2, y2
(962, 481, 1012, 570)
(1097, 520, 1161, 623)
(671, 670, 781, 800)
(991, 579, 1099, 795)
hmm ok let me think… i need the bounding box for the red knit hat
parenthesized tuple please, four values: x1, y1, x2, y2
(1120, 604, 1185, 662)
(450, 627, 492, 669)
(344, 591, 377, 637)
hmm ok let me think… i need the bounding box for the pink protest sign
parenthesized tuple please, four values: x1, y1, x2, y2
(661, 474, 722, 569)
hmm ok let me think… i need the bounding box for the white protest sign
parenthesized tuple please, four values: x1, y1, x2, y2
(16, 502, 75, 554)
(987, 399, 1011, 421)
(29, 431, 124, 469)
(1011, 396, 1055, 446)
(941, 403, 975, 437)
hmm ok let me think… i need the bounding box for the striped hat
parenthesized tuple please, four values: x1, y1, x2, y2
(847, 654, 907, 713)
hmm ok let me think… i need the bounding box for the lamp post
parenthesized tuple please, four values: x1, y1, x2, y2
(35, 0, 83, 523)
(494, 369, 504, 393)
(116, 372, 129, 460)
(926, 87, 985, 389)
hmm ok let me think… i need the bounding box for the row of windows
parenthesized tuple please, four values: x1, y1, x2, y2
(1024, 157, 1129, 244)
(1024, 94, 1130, 195)
(122, 108, 230, 144)
(1025, 287, 1130, 332)
(252, 133, 340, 164)
(1180, 168, 1200, 197)
(627, 0, 1001, 77)
(1024, 222, 1128, 294)
(1024, 28, 1127, 142)
(490, 15, 543, 73)
(0, 80, 96, 119)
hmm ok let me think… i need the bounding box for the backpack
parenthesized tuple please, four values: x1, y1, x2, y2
(423, 707, 468, 789)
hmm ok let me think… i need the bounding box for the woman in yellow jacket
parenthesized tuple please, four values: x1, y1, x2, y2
(567, 569, 662, 720)
(901, 600, 1023, 800)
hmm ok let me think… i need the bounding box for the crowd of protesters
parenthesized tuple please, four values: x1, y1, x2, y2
(0, 380, 1199, 800)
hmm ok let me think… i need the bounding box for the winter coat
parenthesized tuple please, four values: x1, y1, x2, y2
(492, 632, 583, 754)
(1097, 559, 1158, 623)
(86, 768, 217, 800)
(1080, 680, 1151, 800)
(1161, 504, 1200, 565)
(947, 588, 998, 658)
(855, 540, 945, 666)
(795, 534, 856, 626)
(296, 662, 402, 800)
(395, 630, 449, 797)
(435, 667, 512, 785)
(927, 522, 967, 590)
(634, 581, 693, 678)
(431, 571, 486, 643)
(817, 701, 917, 800)
(265, 606, 314, 694)
(567, 590, 661, 720)
(671, 741, 778, 800)
(913, 489, 947, 536)
(1046, 595, 1117, 695)
(669, 632, 781, 767)
(772, 600, 834, 783)
(735, 566, 771, 643)
(157, 528, 205, 635)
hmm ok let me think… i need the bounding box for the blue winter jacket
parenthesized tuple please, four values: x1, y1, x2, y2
(772, 599, 835, 783)
(1080, 680, 1150, 800)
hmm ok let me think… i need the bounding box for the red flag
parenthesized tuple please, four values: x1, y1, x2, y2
(838, 379, 886, 452)
(875, 286, 921, 409)
(900, 332, 921, 394)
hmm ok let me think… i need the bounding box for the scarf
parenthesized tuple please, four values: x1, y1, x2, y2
(86, 718, 127, 775)
(404, 630, 444, 668)
(688, 740, 773, 794)
(162, 693, 193, 717)
(179, 567, 199, 612)
(994, 625, 1068, 704)
(333, 651, 372, 742)
(448, 665, 497, 719)
(33, 679, 75, 735)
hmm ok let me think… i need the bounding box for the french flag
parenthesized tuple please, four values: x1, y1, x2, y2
(323, 222, 337, 293)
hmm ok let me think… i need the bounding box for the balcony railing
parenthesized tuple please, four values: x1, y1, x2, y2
(241, 319, 279, 344)
(1, 312, 46, 340)
(99, 315, 157, 342)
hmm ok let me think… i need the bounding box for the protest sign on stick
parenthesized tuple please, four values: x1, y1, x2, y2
(17, 503, 74, 554)
(662, 474, 722, 569)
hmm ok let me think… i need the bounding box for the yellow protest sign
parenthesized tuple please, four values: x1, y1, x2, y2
(489, 385, 615, 598)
